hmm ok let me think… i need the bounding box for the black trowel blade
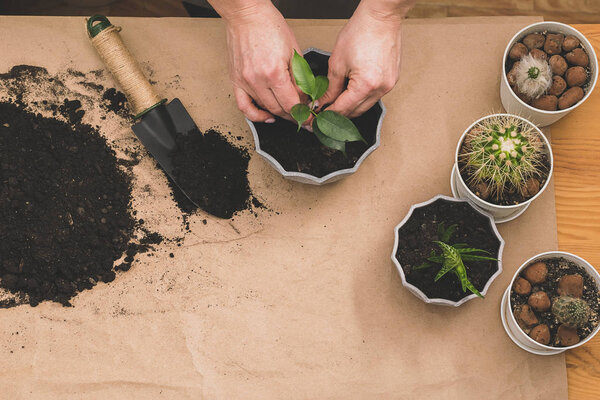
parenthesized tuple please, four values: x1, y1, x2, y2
(131, 98, 199, 205)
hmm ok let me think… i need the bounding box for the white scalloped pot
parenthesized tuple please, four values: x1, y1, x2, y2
(501, 251, 600, 355)
(391, 195, 505, 307)
(246, 48, 386, 185)
(452, 113, 553, 222)
(500, 22, 598, 127)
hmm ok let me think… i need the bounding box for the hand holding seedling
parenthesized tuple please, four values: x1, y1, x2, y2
(209, 1, 302, 123)
(207, 0, 415, 121)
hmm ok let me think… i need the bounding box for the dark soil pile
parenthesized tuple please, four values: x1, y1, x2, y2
(253, 51, 382, 178)
(0, 101, 137, 306)
(395, 199, 501, 301)
(510, 258, 600, 346)
(170, 128, 253, 218)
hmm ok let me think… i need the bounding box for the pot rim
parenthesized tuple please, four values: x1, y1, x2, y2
(453, 113, 554, 210)
(246, 48, 386, 185)
(502, 21, 599, 115)
(391, 194, 505, 307)
(506, 251, 600, 351)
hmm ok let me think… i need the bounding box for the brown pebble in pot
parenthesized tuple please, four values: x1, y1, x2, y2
(507, 61, 520, 87)
(558, 87, 584, 110)
(523, 33, 545, 50)
(547, 76, 567, 97)
(565, 66, 587, 87)
(562, 35, 580, 52)
(528, 291, 551, 312)
(529, 324, 551, 345)
(557, 274, 584, 298)
(565, 48, 589, 67)
(514, 277, 532, 296)
(523, 261, 548, 285)
(544, 33, 564, 55)
(509, 42, 528, 60)
(532, 95, 558, 111)
(557, 324, 580, 346)
(529, 48, 547, 61)
(549, 55, 568, 76)
(515, 304, 539, 328)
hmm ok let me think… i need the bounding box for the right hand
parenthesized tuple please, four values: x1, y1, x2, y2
(224, 3, 302, 122)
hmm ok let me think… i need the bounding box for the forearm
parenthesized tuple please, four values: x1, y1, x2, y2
(357, 0, 416, 22)
(205, 0, 275, 22)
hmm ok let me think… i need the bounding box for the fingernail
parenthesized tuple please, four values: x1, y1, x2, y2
(303, 124, 313, 133)
(265, 118, 276, 123)
(314, 100, 320, 109)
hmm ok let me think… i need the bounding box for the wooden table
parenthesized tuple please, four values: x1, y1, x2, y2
(554, 24, 600, 400)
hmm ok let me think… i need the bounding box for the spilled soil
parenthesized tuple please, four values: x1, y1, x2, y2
(395, 199, 502, 302)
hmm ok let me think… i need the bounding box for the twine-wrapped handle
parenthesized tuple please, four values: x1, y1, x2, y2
(87, 15, 166, 118)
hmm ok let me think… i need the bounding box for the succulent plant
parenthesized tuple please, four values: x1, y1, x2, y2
(514, 54, 553, 100)
(460, 115, 546, 200)
(552, 296, 591, 328)
(413, 223, 498, 298)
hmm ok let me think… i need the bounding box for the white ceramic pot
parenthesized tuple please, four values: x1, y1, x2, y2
(500, 21, 598, 127)
(501, 251, 600, 355)
(246, 48, 385, 185)
(391, 194, 505, 307)
(451, 113, 553, 223)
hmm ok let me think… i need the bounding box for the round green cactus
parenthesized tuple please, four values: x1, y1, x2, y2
(552, 296, 591, 328)
(460, 115, 545, 200)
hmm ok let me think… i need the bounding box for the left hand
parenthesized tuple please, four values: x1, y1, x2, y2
(319, 4, 404, 118)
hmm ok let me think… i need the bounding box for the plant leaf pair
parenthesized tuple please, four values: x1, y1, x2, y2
(291, 50, 328, 102)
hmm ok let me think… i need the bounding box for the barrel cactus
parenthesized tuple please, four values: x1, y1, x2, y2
(552, 296, 591, 328)
(460, 115, 546, 200)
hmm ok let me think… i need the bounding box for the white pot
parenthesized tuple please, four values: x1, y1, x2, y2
(246, 48, 386, 185)
(452, 113, 553, 223)
(391, 194, 505, 307)
(501, 251, 600, 355)
(500, 21, 599, 127)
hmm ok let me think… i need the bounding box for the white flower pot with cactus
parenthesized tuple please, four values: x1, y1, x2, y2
(451, 113, 553, 223)
(501, 251, 600, 355)
(501, 21, 598, 127)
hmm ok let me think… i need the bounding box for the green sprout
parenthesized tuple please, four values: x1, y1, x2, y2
(527, 66, 540, 79)
(459, 115, 546, 200)
(413, 223, 498, 298)
(290, 50, 366, 155)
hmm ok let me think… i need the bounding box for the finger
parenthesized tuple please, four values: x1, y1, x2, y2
(234, 87, 275, 123)
(252, 86, 288, 119)
(319, 61, 346, 109)
(325, 84, 370, 117)
(346, 95, 380, 119)
(271, 79, 301, 115)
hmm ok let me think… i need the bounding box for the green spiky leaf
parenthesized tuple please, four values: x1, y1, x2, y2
(290, 104, 311, 132)
(414, 262, 433, 270)
(291, 50, 315, 99)
(440, 223, 458, 243)
(460, 254, 499, 262)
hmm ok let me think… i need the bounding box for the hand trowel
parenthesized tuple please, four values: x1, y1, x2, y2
(86, 15, 200, 208)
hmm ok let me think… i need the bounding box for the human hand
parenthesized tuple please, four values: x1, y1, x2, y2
(319, 3, 405, 118)
(223, 3, 302, 122)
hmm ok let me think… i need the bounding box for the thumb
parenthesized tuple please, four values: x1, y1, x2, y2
(318, 66, 345, 110)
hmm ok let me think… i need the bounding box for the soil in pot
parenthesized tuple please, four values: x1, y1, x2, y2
(506, 30, 593, 110)
(458, 116, 551, 206)
(0, 100, 157, 307)
(510, 257, 600, 347)
(253, 51, 381, 178)
(395, 199, 501, 302)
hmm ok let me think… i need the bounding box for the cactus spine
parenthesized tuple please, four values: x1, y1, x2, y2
(552, 296, 591, 328)
(460, 115, 546, 200)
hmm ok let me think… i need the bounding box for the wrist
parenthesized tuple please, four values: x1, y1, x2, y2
(210, 0, 275, 24)
(357, 0, 414, 23)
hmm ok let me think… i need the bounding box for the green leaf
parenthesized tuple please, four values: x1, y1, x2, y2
(312, 119, 346, 155)
(456, 247, 490, 255)
(414, 262, 432, 270)
(315, 110, 366, 143)
(454, 269, 484, 298)
(460, 254, 498, 262)
(427, 255, 444, 264)
(452, 243, 468, 248)
(435, 261, 458, 282)
(433, 241, 463, 282)
(291, 50, 315, 99)
(313, 75, 329, 101)
(440, 224, 458, 243)
(290, 104, 311, 132)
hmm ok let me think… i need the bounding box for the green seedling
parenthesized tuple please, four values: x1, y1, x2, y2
(414, 222, 498, 298)
(459, 114, 546, 200)
(290, 50, 366, 155)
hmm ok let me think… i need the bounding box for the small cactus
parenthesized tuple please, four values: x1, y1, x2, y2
(552, 296, 591, 328)
(514, 54, 553, 100)
(460, 115, 546, 200)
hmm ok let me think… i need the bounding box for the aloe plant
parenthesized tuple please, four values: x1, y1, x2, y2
(414, 223, 498, 298)
(290, 50, 366, 155)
